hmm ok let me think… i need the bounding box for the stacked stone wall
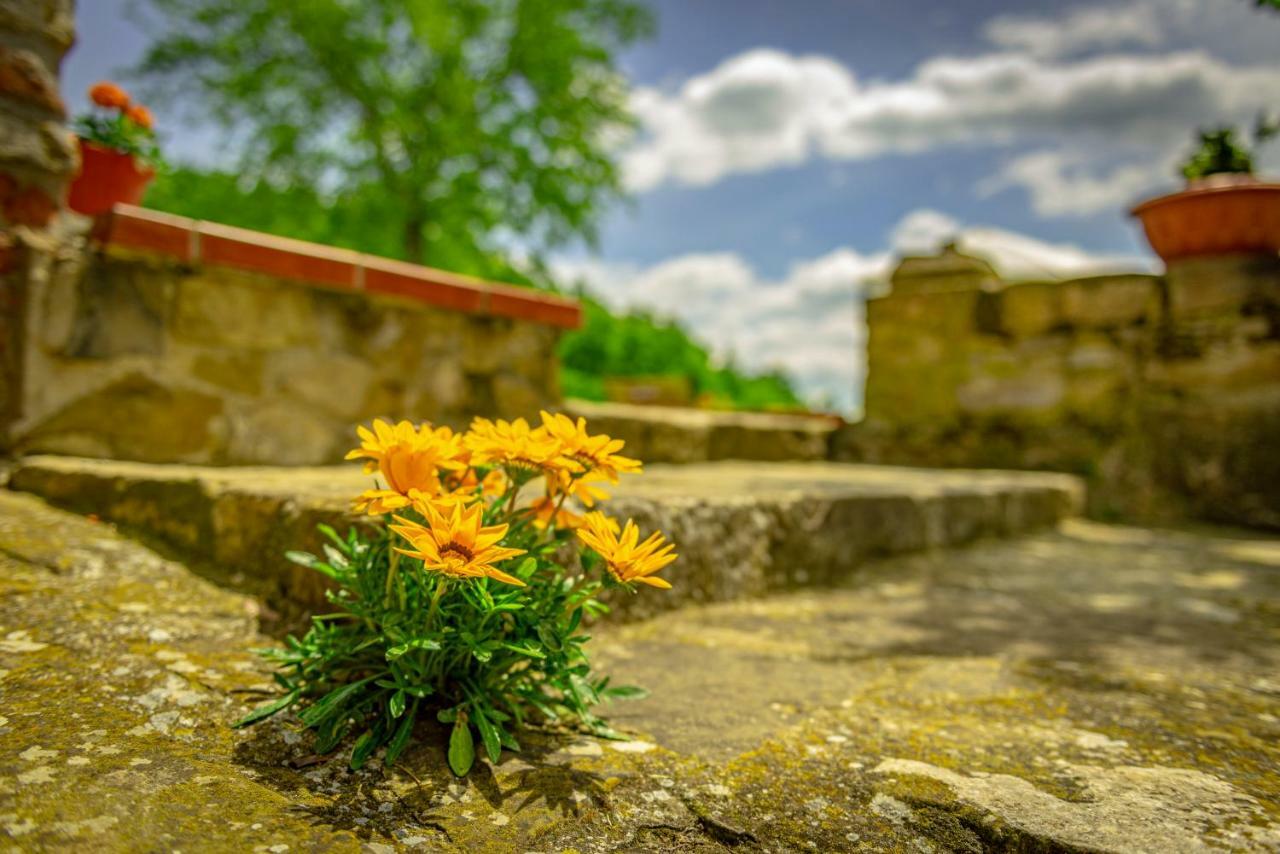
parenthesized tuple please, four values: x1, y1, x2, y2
(0, 0, 76, 448)
(8, 243, 566, 464)
(844, 256, 1280, 528)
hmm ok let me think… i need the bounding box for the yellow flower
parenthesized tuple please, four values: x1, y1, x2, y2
(544, 468, 610, 507)
(481, 469, 509, 500)
(390, 500, 527, 586)
(345, 419, 466, 512)
(464, 417, 574, 475)
(355, 486, 473, 516)
(577, 512, 676, 589)
(540, 411, 641, 483)
(353, 488, 411, 515)
(530, 495, 583, 530)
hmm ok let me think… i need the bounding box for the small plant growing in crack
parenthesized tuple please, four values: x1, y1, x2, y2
(235, 413, 676, 775)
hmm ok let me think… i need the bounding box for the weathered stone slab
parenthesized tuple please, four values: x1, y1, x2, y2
(3, 492, 1278, 851)
(7, 455, 1083, 622)
(564, 398, 836, 463)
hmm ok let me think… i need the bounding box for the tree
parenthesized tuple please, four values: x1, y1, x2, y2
(135, 0, 652, 270)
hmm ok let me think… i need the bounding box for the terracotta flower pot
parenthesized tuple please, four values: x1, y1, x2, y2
(1131, 178, 1280, 263)
(67, 139, 155, 216)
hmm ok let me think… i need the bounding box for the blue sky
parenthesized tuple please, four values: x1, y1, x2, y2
(66, 1, 1280, 412)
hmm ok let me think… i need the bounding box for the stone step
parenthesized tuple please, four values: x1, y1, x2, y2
(563, 398, 841, 463)
(6, 455, 1082, 622)
(2, 489, 1277, 851)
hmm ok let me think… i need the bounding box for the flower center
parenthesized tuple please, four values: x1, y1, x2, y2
(570, 451, 598, 470)
(439, 541, 474, 563)
(507, 456, 546, 473)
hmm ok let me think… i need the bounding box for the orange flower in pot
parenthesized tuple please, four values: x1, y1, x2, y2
(69, 81, 164, 216)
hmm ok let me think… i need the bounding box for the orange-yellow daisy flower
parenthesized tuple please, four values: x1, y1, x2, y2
(390, 500, 526, 586)
(345, 419, 466, 512)
(545, 468, 611, 508)
(530, 495, 584, 530)
(539, 411, 641, 482)
(577, 512, 676, 589)
(464, 417, 575, 476)
(481, 469, 509, 501)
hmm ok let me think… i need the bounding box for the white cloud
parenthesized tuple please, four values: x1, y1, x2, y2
(976, 150, 1165, 216)
(555, 211, 1152, 414)
(890, 209, 1155, 280)
(983, 3, 1164, 59)
(623, 5, 1280, 211)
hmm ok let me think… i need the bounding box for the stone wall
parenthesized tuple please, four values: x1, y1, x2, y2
(3, 211, 575, 465)
(0, 0, 77, 448)
(841, 250, 1280, 529)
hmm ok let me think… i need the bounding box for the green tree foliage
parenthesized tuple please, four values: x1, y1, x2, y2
(559, 297, 804, 410)
(142, 171, 805, 410)
(135, 0, 652, 268)
(143, 166, 534, 283)
(135, 1, 807, 411)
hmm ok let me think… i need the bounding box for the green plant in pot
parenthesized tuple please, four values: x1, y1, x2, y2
(1131, 111, 1280, 263)
(1179, 113, 1278, 184)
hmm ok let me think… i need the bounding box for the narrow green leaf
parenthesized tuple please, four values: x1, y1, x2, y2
(515, 557, 538, 579)
(389, 690, 406, 719)
(473, 708, 502, 764)
(437, 707, 458, 724)
(500, 642, 545, 659)
(386, 638, 441, 660)
(233, 689, 299, 728)
(448, 718, 475, 777)
(384, 700, 418, 765)
(298, 675, 378, 727)
(349, 729, 378, 770)
(603, 684, 649, 701)
(317, 523, 351, 555)
(537, 624, 563, 652)
(314, 717, 349, 754)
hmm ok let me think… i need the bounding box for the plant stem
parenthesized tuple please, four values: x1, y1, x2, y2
(426, 578, 448, 629)
(383, 549, 400, 606)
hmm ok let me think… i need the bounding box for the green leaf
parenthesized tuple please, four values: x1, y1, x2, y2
(515, 557, 538, 579)
(537, 623, 563, 653)
(317, 523, 351, 555)
(473, 708, 502, 764)
(386, 638, 441, 660)
(233, 689, 299, 727)
(448, 718, 475, 777)
(437, 707, 458, 724)
(603, 684, 649, 701)
(298, 675, 378, 727)
(500, 642, 545, 659)
(350, 728, 379, 770)
(389, 690, 407, 719)
(384, 700, 418, 765)
(314, 717, 349, 754)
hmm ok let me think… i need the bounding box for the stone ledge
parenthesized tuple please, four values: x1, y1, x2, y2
(563, 398, 843, 464)
(6, 455, 1083, 623)
(3, 490, 1278, 852)
(92, 204, 582, 329)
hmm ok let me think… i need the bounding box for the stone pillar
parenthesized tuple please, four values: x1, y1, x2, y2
(0, 0, 77, 451)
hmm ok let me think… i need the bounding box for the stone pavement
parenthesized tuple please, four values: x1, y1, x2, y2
(2, 489, 1278, 852)
(7, 455, 1081, 624)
